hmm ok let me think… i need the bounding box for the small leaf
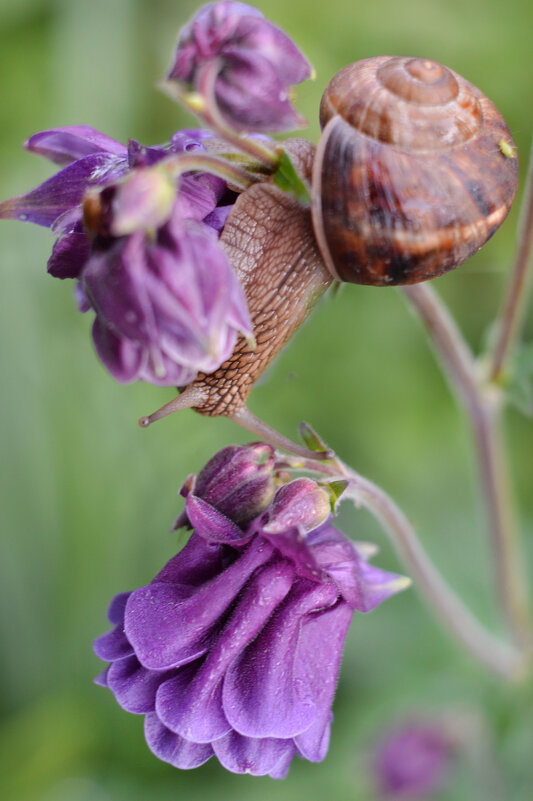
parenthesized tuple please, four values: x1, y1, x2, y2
(272, 149, 311, 204)
(299, 422, 329, 453)
(505, 342, 533, 416)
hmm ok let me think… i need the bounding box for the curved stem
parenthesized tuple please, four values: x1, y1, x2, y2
(402, 284, 531, 646)
(159, 152, 257, 191)
(337, 463, 524, 679)
(159, 63, 280, 170)
(299, 445, 524, 678)
(489, 140, 533, 382)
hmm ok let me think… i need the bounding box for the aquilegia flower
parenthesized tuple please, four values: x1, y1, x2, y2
(0, 126, 252, 386)
(166, 1, 313, 132)
(94, 443, 409, 777)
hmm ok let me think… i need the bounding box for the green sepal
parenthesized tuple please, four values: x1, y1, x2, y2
(321, 479, 349, 514)
(272, 149, 311, 204)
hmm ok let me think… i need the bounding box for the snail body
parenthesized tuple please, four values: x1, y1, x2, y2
(311, 56, 518, 285)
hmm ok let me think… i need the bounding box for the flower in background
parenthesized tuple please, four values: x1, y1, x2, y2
(166, 1, 313, 132)
(373, 718, 455, 799)
(0, 126, 252, 386)
(94, 444, 409, 777)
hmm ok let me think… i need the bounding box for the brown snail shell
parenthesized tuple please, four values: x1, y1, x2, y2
(311, 56, 519, 286)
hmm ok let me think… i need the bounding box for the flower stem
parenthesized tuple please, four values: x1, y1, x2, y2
(402, 284, 532, 647)
(159, 152, 257, 191)
(337, 462, 524, 680)
(489, 140, 533, 383)
(160, 61, 280, 170)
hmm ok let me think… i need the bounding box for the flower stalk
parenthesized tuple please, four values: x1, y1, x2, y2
(489, 140, 533, 383)
(401, 283, 532, 649)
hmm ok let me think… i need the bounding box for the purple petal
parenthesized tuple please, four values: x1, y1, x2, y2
(155, 559, 294, 742)
(203, 204, 233, 234)
(106, 654, 175, 714)
(294, 713, 332, 763)
(185, 495, 247, 544)
(212, 731, 297, 777)
(223, 580, 339, 739)
(175, 173, 226, 221)
(47, 220, 90, 279)
(25, 126, 126, 165)
(94, 667, 109, 687)
(169, 129, 214, 153)
(127, 140, 168, 168)
(144, 713, 214, 769)
(91, 317, 144, 384)
(107, 591, 132, 624)
(93, 622, 133, 662)
(124, 537, 274, 670)
(213, 54, 307, 132)
(0, 153, 126, 227)
(354, 547, 411, 612)
(154, 533, 228, 587)
(261, 526, 323, 583)
(226, 14, 312, 85)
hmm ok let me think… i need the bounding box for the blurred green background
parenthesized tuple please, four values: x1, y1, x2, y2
(1, 0, 532, 799)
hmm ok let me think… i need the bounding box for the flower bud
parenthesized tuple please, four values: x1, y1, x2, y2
(166, 1, 313, 132)
(177, 442, 277, 527)
(263, 478, 331, 535)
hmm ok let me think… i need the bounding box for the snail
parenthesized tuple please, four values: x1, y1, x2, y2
(140, 56, 518, 456)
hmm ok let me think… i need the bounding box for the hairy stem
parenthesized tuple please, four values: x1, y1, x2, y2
(160, 61, 280, 170)
(160, 152, 258, 191)
(339, 463, 524, 679)
(402, 284, 531, 646)
(489, 140, 533, 382)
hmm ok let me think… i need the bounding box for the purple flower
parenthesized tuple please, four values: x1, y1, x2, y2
(166, 2, 312, 132)
(373, 719, 455, 799)
(82, 208, 252, 386)
(1, 125, 251, 385)
(0, 126, 232, 279)
(95, 444, 409, 777)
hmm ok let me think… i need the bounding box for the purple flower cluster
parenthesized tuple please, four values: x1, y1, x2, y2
(94, 444, 408, 777)
(0, 126, 251, 386)
(167, 1, 312, 132)
(0, 2, 315, 388)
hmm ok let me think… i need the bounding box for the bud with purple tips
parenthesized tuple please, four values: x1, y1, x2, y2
(94, 444, 410, 777)
(166, 1, 313, 132)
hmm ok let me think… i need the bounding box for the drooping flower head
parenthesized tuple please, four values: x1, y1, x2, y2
(94, 444, 409, 777)
(0, 126, 252, 386)
(166, 1, 313, 132)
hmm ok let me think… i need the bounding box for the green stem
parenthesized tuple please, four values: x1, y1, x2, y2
(160, 61, 280, 170)
(402, 284, 532, 647)
(489, 140, 533, 383)
(159, 152, 257, 191)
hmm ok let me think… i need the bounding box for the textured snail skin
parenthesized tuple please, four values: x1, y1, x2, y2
(312, 56, 519, 286)
(186, 139, 332, 417)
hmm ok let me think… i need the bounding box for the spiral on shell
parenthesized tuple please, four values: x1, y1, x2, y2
(311, 56, 518, 286)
